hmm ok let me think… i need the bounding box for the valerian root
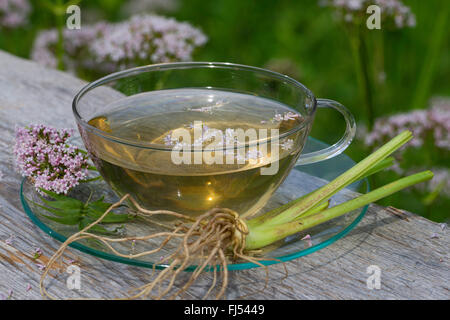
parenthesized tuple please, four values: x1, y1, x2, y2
(40, 194, 279, 300)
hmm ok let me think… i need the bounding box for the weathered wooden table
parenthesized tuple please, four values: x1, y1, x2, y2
(0, 51, 448, 300)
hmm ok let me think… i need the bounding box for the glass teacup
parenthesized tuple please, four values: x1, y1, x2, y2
(73, 62, 355, 218)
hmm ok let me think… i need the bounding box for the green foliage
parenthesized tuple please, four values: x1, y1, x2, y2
(33, 189, 130, 235)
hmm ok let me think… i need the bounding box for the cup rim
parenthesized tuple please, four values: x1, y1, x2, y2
(72, 61, 317, 151)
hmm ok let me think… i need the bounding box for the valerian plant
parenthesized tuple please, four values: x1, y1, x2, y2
(321, 0, 416, 129)
(0, 0, 31, 29)
(31, 13, 207, 76)
(40, 130, 434, 300)
(14, 124, 130, 233)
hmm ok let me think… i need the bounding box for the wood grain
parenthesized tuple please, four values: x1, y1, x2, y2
(0, 51, 448, 300)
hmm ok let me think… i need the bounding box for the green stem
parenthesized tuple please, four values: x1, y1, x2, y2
(245, 170, 433, 250)
(294, 200, 329, 220)
(349, 27, 375, 130)
(411, 5, 449, 110)
(247, 156, 394, 228)
(55, 0, 65, 70)
(80, 176, 103, 183)
(263, 131, 411, 227)
(357, 156, 394, 179)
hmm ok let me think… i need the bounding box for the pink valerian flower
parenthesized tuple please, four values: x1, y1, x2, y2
(31, 14, 207, 74)
(14, 124, 89, 195)
(321, 0, 416, 28)
(5, 235, 14, 245)
(365, 98, 450, 152)
(0, 0, 31, 28)
(0, 289, 13, 299)
(30, 30, 59, 68)
(36, 263, 46, 271)
(301, 234, 313, 247)
(31, 22, 110, 70)
(33, 247, 43, 259)
(365, 98, 450, 197)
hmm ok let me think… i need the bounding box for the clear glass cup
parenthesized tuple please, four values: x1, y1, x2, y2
(73, 62, 356, 217)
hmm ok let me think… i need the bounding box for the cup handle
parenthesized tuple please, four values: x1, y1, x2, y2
(296, 98, 356, 165)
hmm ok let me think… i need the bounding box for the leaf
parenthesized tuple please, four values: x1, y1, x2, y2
(42, 214, 80, 225)
(86, 197, 130, 223)
(35, 189, 129, 231)
(39, 188, 79, 203)
(32, 201, 80, 217)
(86, 208, 130, 223)
(87, 196, 110, 212)
(35, 190, 84, 217)
(79, 176, 102, 183)
(39, 196, 83, 214)
(79, 218, 119, 235)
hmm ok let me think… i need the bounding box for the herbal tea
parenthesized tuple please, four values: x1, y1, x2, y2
(86, 89, 307, 217)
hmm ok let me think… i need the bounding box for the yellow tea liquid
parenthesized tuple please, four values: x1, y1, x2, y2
(87, 89, 306, 217)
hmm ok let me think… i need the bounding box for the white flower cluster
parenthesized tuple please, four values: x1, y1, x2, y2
(280, 139, 295, 151)
(271, 111, 301, 123)
(31, 14, 207, 73)
(0, 0, 31, 28)
(164, 124, 296, 162)
(165, 126, 242, 150)
(321, 0, 416, 28)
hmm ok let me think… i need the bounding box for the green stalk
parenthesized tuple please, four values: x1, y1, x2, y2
(359, 156, 394, 179)
(411, 5, 449, 110)
(55, 0, 65, 71)
(349, 27, 375, 130)
(247, 156, 395, 228)
(245, 170, 433, 250)
(294, 200, 329, 220)
(40, 0, 66, 70)
(263, 131, 412, 227)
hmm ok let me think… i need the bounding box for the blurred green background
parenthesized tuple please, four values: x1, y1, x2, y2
(1, 0, 449, 221)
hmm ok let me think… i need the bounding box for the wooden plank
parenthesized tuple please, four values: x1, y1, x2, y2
(0, 51, 448, 300)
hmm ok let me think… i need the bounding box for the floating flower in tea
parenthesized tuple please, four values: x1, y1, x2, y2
(280, 139, 294, 151)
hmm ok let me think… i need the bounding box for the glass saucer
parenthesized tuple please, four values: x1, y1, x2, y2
(20, 137, 368, 271)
